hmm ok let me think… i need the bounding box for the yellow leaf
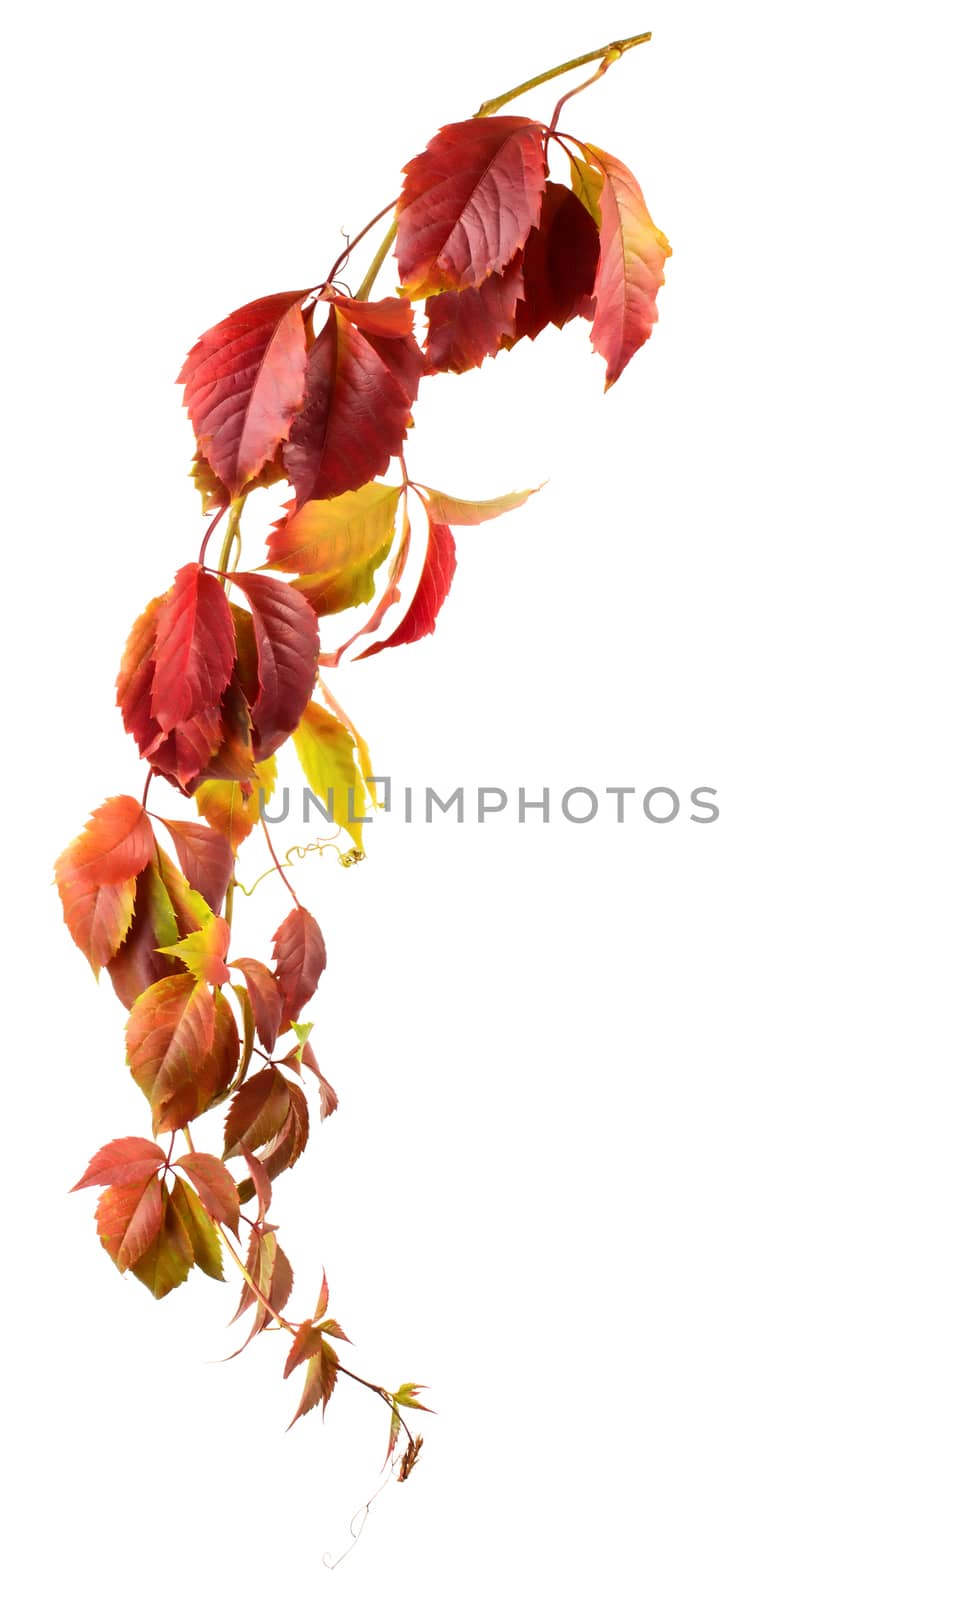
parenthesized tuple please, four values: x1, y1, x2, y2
(267, 482, 402, 580)
(420, 484, 542, 526)
(194, 756, 277, 851)
(292, 702, 370, 852)
(569, 155, 604, 226)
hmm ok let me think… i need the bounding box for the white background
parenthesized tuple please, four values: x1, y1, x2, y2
(4, 1, 968, 1594)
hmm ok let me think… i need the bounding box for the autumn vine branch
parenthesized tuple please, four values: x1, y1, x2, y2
(55, 29, 670, 1529)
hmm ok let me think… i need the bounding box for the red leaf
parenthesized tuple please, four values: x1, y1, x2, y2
(117, 595, 164, 758)
(191, 446, 288, 513)
(318, 499, 413, 668)
(272, 907, 326, 1026)
(395, 117, 547, 298)
(149, 709, 225, 794)
(160, 819, 234, 915)
(175, 1152, 241, 1235)
(282, 297, 421, 506)
(192, 675, 257, 787)
(96, 1174, 164, 1272)
(179, 291, 310, 496)
(424, 254, 525, 375)
(510, 181, 599, 341)
(230, 957, 283, 1051)
(228, 574, 318, 759)
(151, 563, 236, 736)
(285, 1037, 339, 1120)
(236, 1081, 309, 1193)
(357, 520, 456, 658)
(585, 144, 671, 388)
(72, 1138, 166, 1191)
(239, 1147, 273, 1224)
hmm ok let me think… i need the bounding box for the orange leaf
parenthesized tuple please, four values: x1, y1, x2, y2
(72, 1138, 166, 1191)
(283, 1319, 319, 1378)
(223, 1068, 291, 1159)
(55, 795, 154, 889)
(95, 1174, 164, 1273)
(175, 1151, 240, 1236)
(286, 1332, 339, 1428)
(125, 974, 218, 1133)
(55, 796, 154, 971)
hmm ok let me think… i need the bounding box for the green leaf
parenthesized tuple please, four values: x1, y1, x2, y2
(231, 982, 256, 1085)
(169, 1176, 224, 1280)
(392, 1382, 434, 1412)
(128, 1189, 194, 1299)
(384, 1401, 403, 1467)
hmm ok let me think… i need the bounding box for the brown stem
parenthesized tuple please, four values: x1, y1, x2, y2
(260, 815, 302, 908)
(338, 1365, 415, 1447)
(325, 200, 398, 294)
(197, 500, 228, 567)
